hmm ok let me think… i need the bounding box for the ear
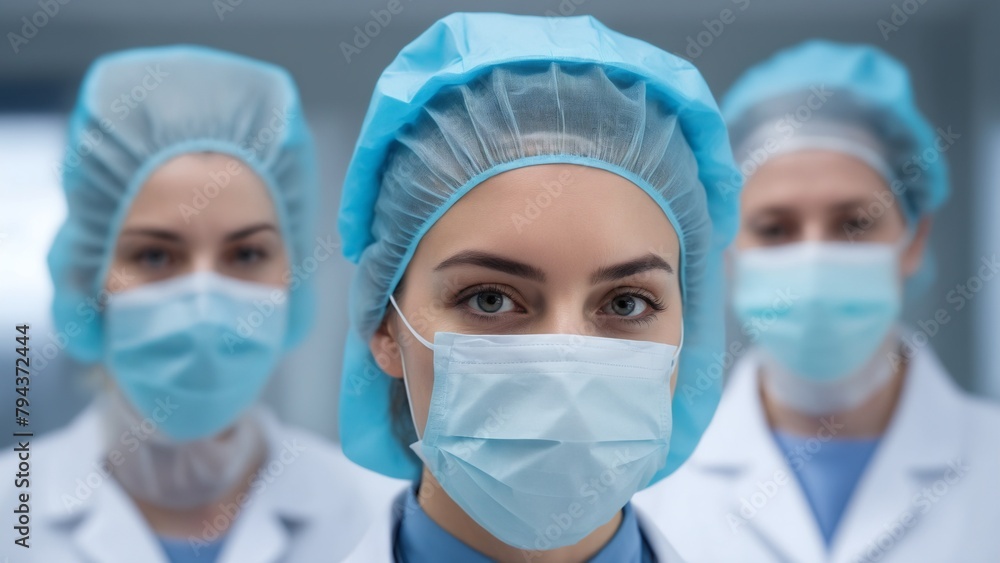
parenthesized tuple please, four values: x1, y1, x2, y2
(901, 216, 932, 278)
(369, 314, 404, 379)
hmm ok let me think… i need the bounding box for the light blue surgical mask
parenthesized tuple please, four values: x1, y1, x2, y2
(389, 295, 680, 550)
(732, 241, 903, 382)
(104, 272, 288, 442)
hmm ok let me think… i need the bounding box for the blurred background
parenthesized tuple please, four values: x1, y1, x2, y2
(1, 0, 998, 445)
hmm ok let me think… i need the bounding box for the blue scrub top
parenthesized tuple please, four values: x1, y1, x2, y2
(158, 535, 226, 563)
(772, 431, 881, 545)
(394, 485, 655, 562)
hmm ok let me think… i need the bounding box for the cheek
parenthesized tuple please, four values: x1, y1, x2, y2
(263, 252, 291, 287)
(103, 253, 145, 294)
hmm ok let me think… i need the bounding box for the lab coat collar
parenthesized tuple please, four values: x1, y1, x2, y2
(634, 507, 685, 562)
(688, 340, 969, 563)
(41, 403, 168, 562)
(830, 343, 969, 562)
(690, 341, 966, 473)
(41, 401, 323, 563)
(343, 485, 409, 563)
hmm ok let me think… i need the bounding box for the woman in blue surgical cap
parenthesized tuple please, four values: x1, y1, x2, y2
(636, 41, 1000, 563)
(336, 12, 741, 562)
(0, 46, 393, 562)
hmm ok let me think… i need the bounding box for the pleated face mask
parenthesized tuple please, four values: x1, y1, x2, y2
(104, 271, 288, 441)
(731, 241, 903, 382)
(389, 295, 680, 550)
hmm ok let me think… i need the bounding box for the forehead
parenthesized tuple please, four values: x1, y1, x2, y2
(122, 153, 278, 228)
(415, 163, 681, 269)
(742, 150, 891, 211)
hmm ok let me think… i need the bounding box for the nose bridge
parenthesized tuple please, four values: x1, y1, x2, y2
(537, 293, 591, 336)
(187, 270, 215, 318)
(802, 216, 829, 243)
(190, 246, 218, 274)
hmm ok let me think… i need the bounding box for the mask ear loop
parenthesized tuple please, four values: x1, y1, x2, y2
(388, 294, 432, 443)
(670, 324, 685, 376)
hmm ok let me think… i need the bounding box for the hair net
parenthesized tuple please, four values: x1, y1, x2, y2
(338, 12, 741, 481)
(48, 45, 318, 363)
(723, 40, 948, 294)
(723, 40, 949, 222)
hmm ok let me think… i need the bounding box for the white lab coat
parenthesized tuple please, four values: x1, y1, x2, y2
(634, 345, 1000, 563)
(342, 486, 687, 562)
(0, 402, 402, 563)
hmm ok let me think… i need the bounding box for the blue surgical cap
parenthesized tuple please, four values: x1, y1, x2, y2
(338, 13, 741, 482)
(723, 40, 949, 222)
(49, 45, 318, 362)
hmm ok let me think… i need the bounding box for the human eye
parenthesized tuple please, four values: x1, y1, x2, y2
(227, 244, 269, 267)
(600, 288, 666, 326)
(752, 220, 793, 244)
(453, 284, 523, 321)
(130, 246, 174, 272)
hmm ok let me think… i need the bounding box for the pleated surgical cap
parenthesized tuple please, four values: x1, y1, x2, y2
(723, 40, 949, 223)
(723, 40, 949, 296)
(48, 45, 318, 362)
(338, 13, 741, 481)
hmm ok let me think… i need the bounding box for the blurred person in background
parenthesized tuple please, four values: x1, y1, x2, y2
(636, 41, 1000, 563)
(0, 45, 393, 563)
(335, 13, 742, 562)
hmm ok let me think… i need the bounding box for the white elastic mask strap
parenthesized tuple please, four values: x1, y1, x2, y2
(387, 294, 430, 441)
(896, 224, 919, 255)
(388, 294, 433, 349)
(675, 325, 685, 363)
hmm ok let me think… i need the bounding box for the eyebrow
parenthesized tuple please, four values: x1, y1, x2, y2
(118, 228, 182, 242)
(118, 223, 277, 243)
(224, 223, 277, 242)
(590, 253, 674, 284)
(434, 250, 675, 284)
(832, 200, 878, 213)
(754, 199, 877, 217)
(435, 250, 546, 282)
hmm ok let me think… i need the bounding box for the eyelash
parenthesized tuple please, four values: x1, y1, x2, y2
(130, 247, 173, 268)
(230, 245, 269, 264)
(608, 288, 667, 326)
(452, 284, 520, 324)
(450, 284, 667, 326)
